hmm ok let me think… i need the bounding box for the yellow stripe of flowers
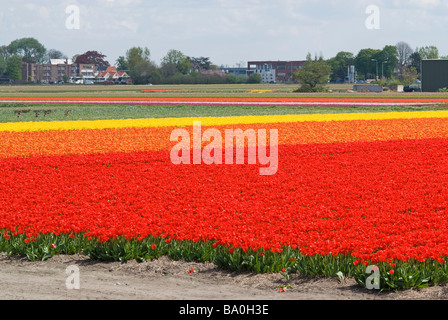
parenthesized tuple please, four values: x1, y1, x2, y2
(1, 111, 448, 132)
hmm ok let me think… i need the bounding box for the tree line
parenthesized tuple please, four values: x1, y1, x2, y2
(327, 42, 444, 83)
(0, 37, 262, 84)
(0, 37, 445, 86)
(115, 47, 262, 85)
(295, 42, 445, 92)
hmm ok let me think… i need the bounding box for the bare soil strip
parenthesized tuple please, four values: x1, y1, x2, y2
(0, 254, 447, 300)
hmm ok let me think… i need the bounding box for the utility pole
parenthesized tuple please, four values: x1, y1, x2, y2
(371, 59, 379, 81)
(382, 61, 388, 80)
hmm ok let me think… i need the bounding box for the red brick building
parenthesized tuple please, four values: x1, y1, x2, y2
(21, 59, 96, 83)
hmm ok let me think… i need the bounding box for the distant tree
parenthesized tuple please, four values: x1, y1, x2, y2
(189, 57, 212, 71)
(401, 67, 419, 85)
(226, 73, 246, 84)
(0, 54, 6, 76)
(6, 55, 23, 80)
(354, 48, 381, 79)
(45, 49, 67, 63)
(0, 45, 10, 61)
(247, 73, 262, 84)
(327, 51, 354, 82)
(160, 63, 177, 78)
(396, 42, 413, 68)
(161, 49, 191, 74)
(7, 37, 46, 64)
(124, 47, 157, 84)
(417, 46, 439, 60)
(409, 51, 422, 74)
(75, 51, 110, 69)
(376, 45, 399, 78)
(132, 60, 158, 84)
(293, 58, 331, 92)
(126, 47, 150, 69)
(115, 56, 129, 70)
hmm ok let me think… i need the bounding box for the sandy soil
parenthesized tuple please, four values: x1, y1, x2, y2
(0, 253, 447, 301)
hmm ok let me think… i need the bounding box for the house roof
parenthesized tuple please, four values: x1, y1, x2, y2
(105, 66, 118, 73)
(96, 69, 128, 78)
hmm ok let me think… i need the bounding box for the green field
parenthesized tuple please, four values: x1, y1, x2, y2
(1, 103, 447, 123)
(1, 83, 447, 123)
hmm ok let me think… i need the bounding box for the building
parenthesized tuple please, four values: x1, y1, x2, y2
(96, 66, 130, 82)
(421, 59, 448, 92)
(21, 60, 96, 84)
(219, 67, 249, 78)
(247, 61, 306, 83)
(21, 62, 35, 83)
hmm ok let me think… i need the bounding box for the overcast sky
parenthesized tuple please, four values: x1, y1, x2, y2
(1, 0, 447, 67)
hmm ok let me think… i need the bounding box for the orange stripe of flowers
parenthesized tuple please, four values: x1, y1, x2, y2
(1, 117, 447, 158)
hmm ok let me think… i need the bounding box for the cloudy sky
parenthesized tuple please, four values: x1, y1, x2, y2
(1, 0, 447, 67)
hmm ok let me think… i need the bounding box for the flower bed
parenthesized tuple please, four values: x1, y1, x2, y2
(0, 106, 447, 290)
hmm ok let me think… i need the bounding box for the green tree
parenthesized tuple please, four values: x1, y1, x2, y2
(115, 56, 129, 70)
(327, 51, 354, 82)
(409, 51, 422, 74)
(124, 47, 157, 84)
(0, 46, 10, 61)
(247, 73, 262, 84)
(6, 55, 23, 80)
(0, 54, 6, 76)
(376, 45, 398, 79)
(189, 57, 212, 71)
(306, 52, 312, 61)
(401, 67, 419, 85)
(8, 37, 46, 64)
(293, 58, 331, 92)
(226, 73, 246, 84)
(126, 47, 150, 68)
(417, 46, 439, 59)
(160, 63, 177, 78)
(45, 49, 67, 63)
(161, 49, 191, 74)
(354, 48, 381, 79)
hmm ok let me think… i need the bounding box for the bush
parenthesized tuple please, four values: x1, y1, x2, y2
(247, 73, 262, 84)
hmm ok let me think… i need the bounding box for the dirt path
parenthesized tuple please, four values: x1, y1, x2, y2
(0, 253, 447, 300)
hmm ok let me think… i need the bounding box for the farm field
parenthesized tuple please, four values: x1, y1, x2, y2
(1, 83, 448, 298)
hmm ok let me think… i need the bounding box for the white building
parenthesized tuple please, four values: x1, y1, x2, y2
(254, 64, 276, 83)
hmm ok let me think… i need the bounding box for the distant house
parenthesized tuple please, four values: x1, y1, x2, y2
(96, 66, 130, 82)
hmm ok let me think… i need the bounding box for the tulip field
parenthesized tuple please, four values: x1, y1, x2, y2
(1, 85, 448, 291)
